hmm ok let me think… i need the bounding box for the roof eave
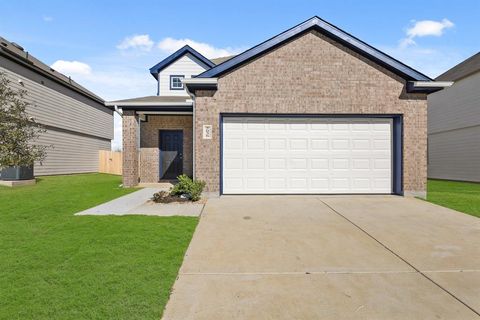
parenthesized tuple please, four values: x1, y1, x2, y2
(183, 78, 218, 92)
(120, 106, 193, 112)
(406, 81, 454, 94)
(105, 101, 193, 107)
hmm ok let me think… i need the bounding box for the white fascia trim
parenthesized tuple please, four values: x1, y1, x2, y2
(411, 81, 454, 88)
(138, 111, 193, 115)
(105, 101, 193, 107)
(182, 78, 218, 85)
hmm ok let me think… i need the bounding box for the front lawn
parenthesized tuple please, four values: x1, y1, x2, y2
(427, 179, 480, 218)
(0, 173, 198, 319)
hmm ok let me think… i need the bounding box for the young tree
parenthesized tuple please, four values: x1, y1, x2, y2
(0, 72, 48, 168)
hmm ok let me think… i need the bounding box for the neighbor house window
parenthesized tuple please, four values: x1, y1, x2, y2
(170, 75, 184, 90)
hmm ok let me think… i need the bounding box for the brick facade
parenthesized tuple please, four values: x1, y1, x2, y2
(194, 31, 428, 197)
(122, 110, 139, 187)
(139, 148, 159, 183)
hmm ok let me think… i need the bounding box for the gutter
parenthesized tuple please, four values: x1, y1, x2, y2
(406, 81, 453, 93)
(183, 78, 218, 92)
(105, 101, 193, 107)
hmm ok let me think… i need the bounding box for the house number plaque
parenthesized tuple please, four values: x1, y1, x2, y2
(202, 125, 212, 139)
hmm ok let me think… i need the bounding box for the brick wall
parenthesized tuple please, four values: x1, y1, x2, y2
(122, 110, 139, 187)
(140, 115, 193, 181)
(194, 30, 428, 197)
(139, 148, 159, 183)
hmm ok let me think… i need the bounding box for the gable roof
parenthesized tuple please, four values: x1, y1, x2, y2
(197, 16, 432, 81)
(149, 45, 216, 80)
(0, 36, 104, 104)
(436, 52, 480, 81)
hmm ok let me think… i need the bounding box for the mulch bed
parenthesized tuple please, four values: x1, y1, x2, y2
(152, 191, 190, 203)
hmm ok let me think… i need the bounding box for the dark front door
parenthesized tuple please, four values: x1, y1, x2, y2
(159, 130, 183, 180)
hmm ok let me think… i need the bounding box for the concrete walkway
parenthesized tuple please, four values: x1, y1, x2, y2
(75, 188, 203, 216)
(162, 196, 480, 319)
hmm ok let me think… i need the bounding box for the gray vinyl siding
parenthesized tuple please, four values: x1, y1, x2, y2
(0, 62, 112, 140)
(34, 128, 110, 175)
(1, 57, 113, 176)
(427, 71, 480, 182)
(428, 126, 480, 182)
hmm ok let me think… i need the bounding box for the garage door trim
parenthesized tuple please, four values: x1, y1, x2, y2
(219, 113, 403, 195)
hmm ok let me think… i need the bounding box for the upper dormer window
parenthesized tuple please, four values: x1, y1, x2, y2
(170, 75, 185, 90)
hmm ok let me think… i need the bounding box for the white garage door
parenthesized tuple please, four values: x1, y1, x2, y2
(222, 117, 392, 194)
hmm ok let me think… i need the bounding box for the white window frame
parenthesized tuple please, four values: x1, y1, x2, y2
(170, 75, 185, 90)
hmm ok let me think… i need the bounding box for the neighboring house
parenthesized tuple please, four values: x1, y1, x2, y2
(0, 37, 113, 176)
(107, 16, 448, 197)
(428, 52, 480, 182)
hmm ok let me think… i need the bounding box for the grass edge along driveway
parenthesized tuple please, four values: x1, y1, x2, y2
(427, 179, 480, 218)
(0, 173, 198, 320)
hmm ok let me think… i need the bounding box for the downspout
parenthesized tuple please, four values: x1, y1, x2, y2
(114, 105, 123, 117)
(185, 85, 196, 180)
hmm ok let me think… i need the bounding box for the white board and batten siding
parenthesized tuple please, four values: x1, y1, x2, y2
(428, 71, 480, 182)
(158, 53, 210, 96)
(0, 63, 113, 176)
(222, 117, 393, 194)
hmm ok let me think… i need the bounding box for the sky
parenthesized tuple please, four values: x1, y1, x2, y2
(1, 0, 479, 149)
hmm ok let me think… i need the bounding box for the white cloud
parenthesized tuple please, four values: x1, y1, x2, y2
(43, 16, 53, 22)
(50, 60, 92, 76)
(117, 34, 154, 51)
(407, 19, 454, 38)
(400, 18, 454, 47)
(157, 37, 243, 58)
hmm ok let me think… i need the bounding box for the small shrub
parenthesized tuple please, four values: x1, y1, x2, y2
(170, 174, 206, 201)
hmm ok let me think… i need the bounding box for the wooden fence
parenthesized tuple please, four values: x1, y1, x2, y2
(99, 150, 122, 175)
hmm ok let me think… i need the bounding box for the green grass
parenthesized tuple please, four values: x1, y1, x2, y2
(0, 173, 198, 320)
(427, 179, 480, 218)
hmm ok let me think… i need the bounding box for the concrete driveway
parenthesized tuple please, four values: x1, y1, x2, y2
(162, 196, 480, 319)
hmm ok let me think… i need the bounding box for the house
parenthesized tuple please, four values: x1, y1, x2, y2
(0, 37, 113, 176)
(107, 16, 449, 197)
(427, 52, 480, 182)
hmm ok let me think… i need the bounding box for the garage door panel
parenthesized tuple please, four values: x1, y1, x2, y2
(222, 117, 392, 194)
